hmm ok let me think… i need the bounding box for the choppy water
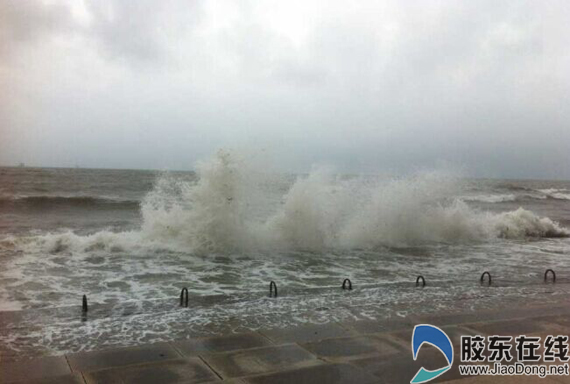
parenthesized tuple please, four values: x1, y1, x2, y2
(1, 152, 570, 358)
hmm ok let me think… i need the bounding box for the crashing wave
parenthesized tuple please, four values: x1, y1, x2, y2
(538, 189, 570, 201)
(5, 151, 569, 254)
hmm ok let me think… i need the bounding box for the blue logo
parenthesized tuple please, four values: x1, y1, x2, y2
(411, 324, 454, 383)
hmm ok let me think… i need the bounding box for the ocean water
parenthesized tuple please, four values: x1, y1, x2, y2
(1, 151, 570, 358)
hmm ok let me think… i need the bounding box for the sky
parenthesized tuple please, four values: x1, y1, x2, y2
(1, 0, 569, 179)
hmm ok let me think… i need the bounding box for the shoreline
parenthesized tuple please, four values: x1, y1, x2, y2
(2, 279, 570, 362)
(2, 299, 570, 383)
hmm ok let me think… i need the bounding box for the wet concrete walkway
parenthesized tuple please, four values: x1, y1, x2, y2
(3, 301, 570, 383)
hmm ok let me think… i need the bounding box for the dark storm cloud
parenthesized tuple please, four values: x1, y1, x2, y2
(1, 0, 569, 178)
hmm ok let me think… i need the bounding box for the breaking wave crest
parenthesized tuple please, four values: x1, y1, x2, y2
(460, 194, 518, 203)
(461, 190, 570, 204)
(1, 230, 142, 255)
(538, 189, 570, 201)
(137, 151, 570, 251)
(6, 150, 570, 255)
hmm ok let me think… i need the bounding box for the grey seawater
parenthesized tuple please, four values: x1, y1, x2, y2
(1, 165, 570, 358)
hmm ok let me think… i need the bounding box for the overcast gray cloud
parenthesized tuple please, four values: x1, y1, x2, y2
(1, 0, 569, 178)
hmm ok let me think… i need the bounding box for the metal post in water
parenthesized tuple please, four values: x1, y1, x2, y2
(480, 271, 492, 286)
(180, 287, 189, 307)
(269, 281, 278, 298)
(544, 269, 556, 284)
(82, 295, 88, 312)
(416, 275, 426, 287)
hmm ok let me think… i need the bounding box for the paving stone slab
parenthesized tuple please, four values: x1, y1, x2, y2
(300, 335, 403, 361)
(0, 356, 72, 383)
(536, 316, 570, 332)
(242, 363, 378, 384)
(202, 344, 320, 378)
(66, 343, 180, 373)
(390, 325, 479, 349)
(418, 306, 570, 328)
(464, 319, 548, 337)
(352, 346, 475, 384)
(259, 323, 352, 344)
(6, 373, 86, 384)
(550, 374, 570, 383)
(0, 351, 19, 364)
(417, 311, 514, 327)
(83, 358, 219, 384)
(456, 318, 570, 363)
(172, 333, 272, 357)
(342, 317, 419, 335)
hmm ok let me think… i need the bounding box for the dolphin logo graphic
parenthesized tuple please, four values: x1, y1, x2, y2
(411, 324, 454, 383)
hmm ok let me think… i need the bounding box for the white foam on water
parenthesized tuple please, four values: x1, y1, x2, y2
(5, 230, 142, 255)
(3, 282, 570, 358)
(538, 188, 570, 201)
(460, 194, 518, 203)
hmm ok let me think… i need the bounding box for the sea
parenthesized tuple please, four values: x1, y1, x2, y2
(1, 151, 570, 359)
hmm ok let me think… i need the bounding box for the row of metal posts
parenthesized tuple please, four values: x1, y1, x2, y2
(80, 269, 558, 312)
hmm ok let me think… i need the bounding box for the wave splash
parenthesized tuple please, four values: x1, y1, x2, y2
(138, 150, 569, 252)
(5, 150, 569, 254)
